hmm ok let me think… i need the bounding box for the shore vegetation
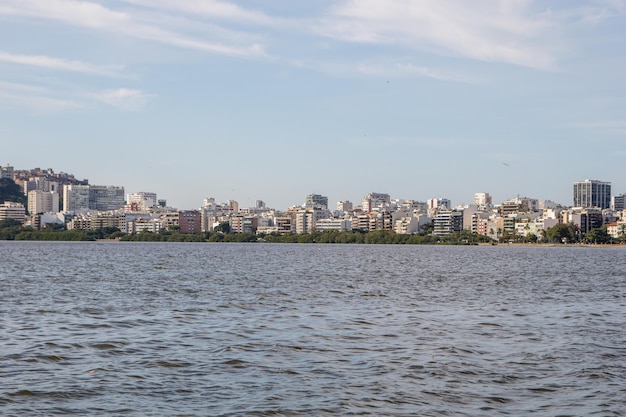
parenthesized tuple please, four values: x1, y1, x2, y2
(1, 219, 624, 245)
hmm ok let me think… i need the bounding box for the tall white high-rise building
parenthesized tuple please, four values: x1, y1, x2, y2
(28, 190, 59, 214)
(573, 179, 611, 209)
(63, 184, 90, 212)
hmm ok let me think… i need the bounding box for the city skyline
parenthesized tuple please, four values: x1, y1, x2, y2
(1, 1, 625, 209)
(4, 164, 623, 211)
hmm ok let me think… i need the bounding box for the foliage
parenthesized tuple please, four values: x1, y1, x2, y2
(3, 217, 623, 247)
(544, 223, 579, 244)
(584, 227, 611, 244)
(15, 229, 94, 241)
(214, 222, 231, 233)
(0, 220, 25, 240)
(0, 178, 27, 205)
(0, 219, 22, 229)
(258, 229, 492, 245)
(121, 230, 209, 242)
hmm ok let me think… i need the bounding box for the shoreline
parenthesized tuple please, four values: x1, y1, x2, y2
(484, 242, 626, 248)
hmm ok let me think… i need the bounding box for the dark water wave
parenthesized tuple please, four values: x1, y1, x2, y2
(1, 242, 624, 416)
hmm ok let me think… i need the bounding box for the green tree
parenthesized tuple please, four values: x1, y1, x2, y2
(584, 227, 611, 244)
(544, 223, 577, 244)
(0, 219, 23, 240)
(214, 222, 231, 233)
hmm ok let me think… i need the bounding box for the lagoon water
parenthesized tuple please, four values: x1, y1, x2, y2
(1, 241, 625, 416)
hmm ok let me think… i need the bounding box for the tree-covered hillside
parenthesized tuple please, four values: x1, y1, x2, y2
(0, 178, 26, 204)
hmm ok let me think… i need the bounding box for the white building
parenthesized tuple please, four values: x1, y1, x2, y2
(362, 192, 391, 212)
(0, 202, 26, 223)
(337, 200, 353, 212)
(63, 184, 90, 212)
(607, 221, 626, 239)
(128, 218, 163, 233)
(433, 209, 463, 236)
(474, 192, 492, 207)
(128, 192, 157, 211)
(28, 190, 59, 214)
(315, 218, 352, 232)
(38, 212, 65, 229)
(394, 216, 421, 234)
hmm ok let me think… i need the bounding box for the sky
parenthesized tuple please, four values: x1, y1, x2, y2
(1, 0, 625, 210)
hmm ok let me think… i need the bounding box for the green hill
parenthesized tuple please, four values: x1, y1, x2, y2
(0, 178, 27, 205)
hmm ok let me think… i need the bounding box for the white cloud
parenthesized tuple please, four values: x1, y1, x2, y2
(0, 51, 124, 76)
(119, 0, 277, 25)
(316, 0, 561, 70)
(0, 88, 81, 111)
(0, 0, 267, 58)
(355, 61, 478, 83)
(91, 88, 154, 111)
(0, 80, 46, 93)
(288, 56, 478, 83)
(571, 120, 626, 135)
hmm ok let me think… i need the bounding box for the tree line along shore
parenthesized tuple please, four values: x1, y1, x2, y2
(1, 219, 622, 245)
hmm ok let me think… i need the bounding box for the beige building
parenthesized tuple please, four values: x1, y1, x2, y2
(474, 192, 492, 207)
(28, 190, 59, 214)
(0, 202, 26, 223)
(127, 192, 157, 212)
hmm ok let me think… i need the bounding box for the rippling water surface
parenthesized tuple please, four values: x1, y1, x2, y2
(1, 242, 625, 416)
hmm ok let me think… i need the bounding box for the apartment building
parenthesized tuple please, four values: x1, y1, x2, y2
(305, 194, 328, 210)
(127, 192, 157, 212)
(611, 194, 626, 212)
(432, 210, 463, 236)
(89, 185, 125, 211)
(68, 212, 127, 231)
(362, 192, 391, 212)
(128, 218, 163, 234)
(179, 210, 201, 234)
(0, 202, 25, 223)
(474, 192, 492, 207)
(275, 215, 294, 235)
(316, 218, 352, 232)
(573, 179, 611, 209)
(336, 200, 353, 213)
(63, 184, 90, 212)
(394, 216, 420, 234)
(28, 190, 59, 214)
(570, 208, 604, 234)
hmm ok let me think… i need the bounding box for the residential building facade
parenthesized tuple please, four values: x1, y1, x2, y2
(573, 179, 611, 209)
(0, 202, 25, 223)
(63, 184, 90, 212)
(89, 185, 125, 211)
(28, 190, 59, 214)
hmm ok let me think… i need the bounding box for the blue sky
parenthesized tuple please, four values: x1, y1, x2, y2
(1, 0, 625, 210)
